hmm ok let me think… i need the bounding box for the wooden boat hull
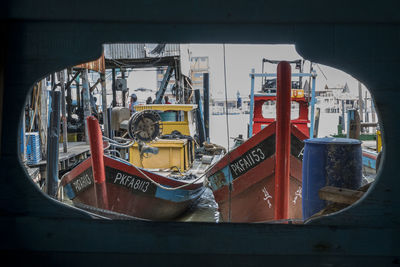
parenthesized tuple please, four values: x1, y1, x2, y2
(362, 149, 378, 175)
(206, 122, 307, 222)
(61, 155, 204, 220)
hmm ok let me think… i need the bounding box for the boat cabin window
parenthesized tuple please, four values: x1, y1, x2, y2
(261, 101, 300, 120)
(20, 43, 381, 224)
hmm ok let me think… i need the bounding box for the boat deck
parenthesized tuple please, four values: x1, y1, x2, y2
(146, 153, 224, 182)
(27, 142, 90, 180)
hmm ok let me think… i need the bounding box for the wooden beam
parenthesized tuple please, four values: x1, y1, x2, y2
(318, 186, 365, 205)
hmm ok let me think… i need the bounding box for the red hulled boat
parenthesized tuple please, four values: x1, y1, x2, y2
(206, 60, 315, 222)
(61, 114, 217, 220)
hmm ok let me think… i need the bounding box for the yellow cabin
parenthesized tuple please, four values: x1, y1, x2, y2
(129, 104, 197, 172)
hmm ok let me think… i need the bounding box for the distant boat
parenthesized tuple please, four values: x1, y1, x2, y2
(211, 106, 241, 115)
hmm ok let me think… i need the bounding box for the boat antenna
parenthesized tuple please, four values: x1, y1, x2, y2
(223, 43, 233, 222)
(261, 59, 265, 89)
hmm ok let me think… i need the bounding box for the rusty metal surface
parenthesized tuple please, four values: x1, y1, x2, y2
(74, 53, 105, 73)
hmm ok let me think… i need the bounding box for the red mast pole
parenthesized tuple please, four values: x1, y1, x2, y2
(87, 116, 109, 210)
(275, 61, 291, 221)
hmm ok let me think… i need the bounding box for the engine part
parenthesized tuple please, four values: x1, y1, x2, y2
(128, 110, 162, 142)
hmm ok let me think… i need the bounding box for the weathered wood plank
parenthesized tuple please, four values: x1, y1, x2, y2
(318, 186, 364, 205)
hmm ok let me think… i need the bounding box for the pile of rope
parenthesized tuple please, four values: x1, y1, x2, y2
(203, 142, 226, 155)
(160, 130, 193, 141)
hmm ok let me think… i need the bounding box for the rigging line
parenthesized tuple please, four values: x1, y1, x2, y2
(315, 64, 328, 81)
(223, 43, 233, 223)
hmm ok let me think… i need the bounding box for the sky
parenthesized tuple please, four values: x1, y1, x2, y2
(126, 44, 366, 102)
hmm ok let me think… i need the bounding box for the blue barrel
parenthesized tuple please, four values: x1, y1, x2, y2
(302, 137, 362, 219)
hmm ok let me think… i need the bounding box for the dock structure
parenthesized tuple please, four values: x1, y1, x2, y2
(27, 142, 90, 186)
(21, 43, 194, 195)
(22, 55, 105, 189)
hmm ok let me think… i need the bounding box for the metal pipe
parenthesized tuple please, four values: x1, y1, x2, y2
(313, 107, 321, 138)
(112, 68, 117, 107)
(248, 68, 255, 138)
(121, 70, 126, 107)
(81, 69, 91, 143)
(87, 116, 109, 210)
(51, 73, 56, 91)
(371, 100, 376, 133)
(59, 70, 68, 153)
(89, 78, 101, 93)
(194, 89, 206, 145)
(309, 72, 316, 138)
(346, 109, 351, 139)
(66, 69, 73, 121)
(274, 61, 291, 221)
(75, 75, 81, 110)
(341, 100, 346, 132)
(101, 73, 109, 137)
(46, 90, 61, 198)
(203, 73, 210, 142)
(65, 70, 80, 92)
(107, 107, 113, 139)
(347, 109, 360, 139)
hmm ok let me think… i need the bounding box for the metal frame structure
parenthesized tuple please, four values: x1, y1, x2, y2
(249, 70, 317, 138)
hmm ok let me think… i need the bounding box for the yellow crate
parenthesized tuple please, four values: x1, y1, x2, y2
(129, 139, 190, 172)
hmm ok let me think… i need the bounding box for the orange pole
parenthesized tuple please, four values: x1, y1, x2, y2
(275, 61, 291, 221)
(87, 116, 109, 210)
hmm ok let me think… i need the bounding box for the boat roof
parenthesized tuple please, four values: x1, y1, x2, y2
(254, 92, 277, 97)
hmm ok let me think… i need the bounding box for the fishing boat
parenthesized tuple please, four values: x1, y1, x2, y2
(61, 104, 224, 220)
(361, 132, 382, 177)
(206, 60, 316, 222)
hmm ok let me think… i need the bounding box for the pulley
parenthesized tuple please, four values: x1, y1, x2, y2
(127, 110, 162, 142)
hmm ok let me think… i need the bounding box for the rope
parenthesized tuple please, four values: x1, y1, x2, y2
(114, 156, 207, 191)
(223, 43, 233, 222)
(102, 136, 205, 190)
(102, 136, 135, 148)
(169, 165, 184, 176)
(105, 149, 121, 157)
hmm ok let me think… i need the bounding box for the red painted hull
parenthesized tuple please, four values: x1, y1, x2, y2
(206, 122, 308, 222)
(61, 156, 204, 221)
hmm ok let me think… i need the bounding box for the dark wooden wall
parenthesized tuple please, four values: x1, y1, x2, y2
(0, 1, 399, 266)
